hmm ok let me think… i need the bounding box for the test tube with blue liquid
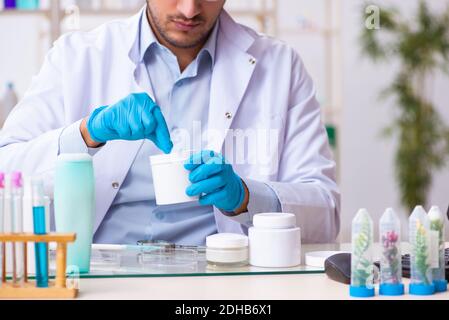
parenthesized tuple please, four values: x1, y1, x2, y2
(32, 178, 48, 288)
(379, 208, 404, 296)
(428, 206, 447, 293)
(350, 208, 375, 298)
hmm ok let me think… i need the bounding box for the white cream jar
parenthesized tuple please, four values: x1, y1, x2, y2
(249, 213, 301, 268)
(206, 233, 249, 267)
(150, 151, 199, 206)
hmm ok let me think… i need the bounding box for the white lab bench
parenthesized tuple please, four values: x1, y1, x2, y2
(75, 274, 449, 300)
(72, 243, 449, 300)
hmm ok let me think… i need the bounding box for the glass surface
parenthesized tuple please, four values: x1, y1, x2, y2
(53, 243, 338, 279)
(13, 242, 415, 280)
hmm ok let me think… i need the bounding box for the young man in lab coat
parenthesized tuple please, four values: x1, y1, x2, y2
(0, 0, 340, 245)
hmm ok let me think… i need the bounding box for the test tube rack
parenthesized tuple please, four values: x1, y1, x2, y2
(0, 233, 78, 299)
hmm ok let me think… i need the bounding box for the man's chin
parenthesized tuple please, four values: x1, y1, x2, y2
(166, 37, 206, 49)
(162, 29, 209, 48)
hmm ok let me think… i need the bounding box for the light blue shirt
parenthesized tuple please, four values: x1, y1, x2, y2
(59, 11, 281, 246)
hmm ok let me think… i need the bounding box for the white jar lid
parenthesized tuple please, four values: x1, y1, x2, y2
(57, 153, 92, 162)
(253, 213, 297, 229)
(150, 150, 193, 165)
(305, 251, 349, 268)
(206, 233, 249, 249)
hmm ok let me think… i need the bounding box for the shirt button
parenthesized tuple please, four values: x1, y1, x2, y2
(225, 112, 233, 119)
(249, 57, 257, 65)
(112, 182, 120, 189)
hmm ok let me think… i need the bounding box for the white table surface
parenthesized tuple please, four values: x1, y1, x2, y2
(73, 242, 449, 300)
(75, 274, 449, 300)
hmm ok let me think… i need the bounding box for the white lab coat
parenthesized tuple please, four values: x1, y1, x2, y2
(0, 8, 340, 243)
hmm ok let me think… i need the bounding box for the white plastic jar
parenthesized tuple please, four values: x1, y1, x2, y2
(150, 151, 199, 206)
(249, 213, 301, 268)
(206, 233, 249, 267)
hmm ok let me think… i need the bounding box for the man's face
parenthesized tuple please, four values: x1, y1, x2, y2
(147, 0, 225, 49)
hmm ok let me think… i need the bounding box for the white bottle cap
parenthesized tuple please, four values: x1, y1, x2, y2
(253, 213, 296, 229)
(206, 233, 249, 249)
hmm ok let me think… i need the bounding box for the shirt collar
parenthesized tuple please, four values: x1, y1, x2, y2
(139, 8, 219, 66)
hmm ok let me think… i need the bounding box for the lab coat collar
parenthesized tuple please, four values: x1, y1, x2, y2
(218, 10, 256, 54)
(206, 11, 258, 152)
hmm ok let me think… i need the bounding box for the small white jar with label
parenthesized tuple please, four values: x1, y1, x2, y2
(249, 213, 301, 268)
(206, 233, 249, 267)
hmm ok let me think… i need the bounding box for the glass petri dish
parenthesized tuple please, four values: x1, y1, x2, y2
(138, 248, 199, 272)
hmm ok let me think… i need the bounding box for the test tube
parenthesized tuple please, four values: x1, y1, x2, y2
(11, 172, 24, 286)
(428, 206, 447, 293)
(0, 173, 5, 286)
(350, 208, 375, 297)
(3, 174, 14, 283)
(409, 205, 435, 295)
(32, 177, 48, 288)
(379, 208, 404, 296)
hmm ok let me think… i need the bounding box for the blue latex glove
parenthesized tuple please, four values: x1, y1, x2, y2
(87, 93, 173, 153)
(184, 150, 246, 212)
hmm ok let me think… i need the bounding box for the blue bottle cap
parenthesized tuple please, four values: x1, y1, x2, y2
(350, 285, 375, 298)
(379, 283, 404, 296)
(409, 283, 435, 296)
(433, 280, 448, 293)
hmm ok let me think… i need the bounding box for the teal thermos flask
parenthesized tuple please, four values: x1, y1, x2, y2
(54, 154, 95, 273)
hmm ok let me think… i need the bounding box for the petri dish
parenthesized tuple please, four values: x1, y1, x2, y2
(138, 248, 199, 272)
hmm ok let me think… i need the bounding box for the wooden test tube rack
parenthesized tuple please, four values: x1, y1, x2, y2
(0, 233, 78, 299)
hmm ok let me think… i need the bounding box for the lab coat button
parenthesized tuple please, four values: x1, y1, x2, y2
(112, 182, 120, 189)
(156, 212, 164, 220)
(249, 57, 257, 65)
(225, 112, 233, 119)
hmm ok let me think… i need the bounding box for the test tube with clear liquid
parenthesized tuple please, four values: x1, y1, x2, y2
(0, 173, 5, 286)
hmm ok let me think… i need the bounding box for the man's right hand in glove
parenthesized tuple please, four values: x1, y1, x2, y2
(80, 93, 173, 154)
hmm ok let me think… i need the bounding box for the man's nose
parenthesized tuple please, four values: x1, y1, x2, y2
(176, 0, 201, 19)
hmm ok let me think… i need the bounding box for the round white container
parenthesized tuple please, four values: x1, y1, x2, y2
(150, 151, 199, 206)
(249, 213, 301, 268)
(206, 233, 249, 267)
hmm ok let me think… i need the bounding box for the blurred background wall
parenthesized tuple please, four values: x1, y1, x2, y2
(1, 0, 448, 241)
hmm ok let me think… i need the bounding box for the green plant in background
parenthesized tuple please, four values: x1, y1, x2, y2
(414, 221, 431, 284)
(360, 1, 449, 212)
(352, 215, 373, 287)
